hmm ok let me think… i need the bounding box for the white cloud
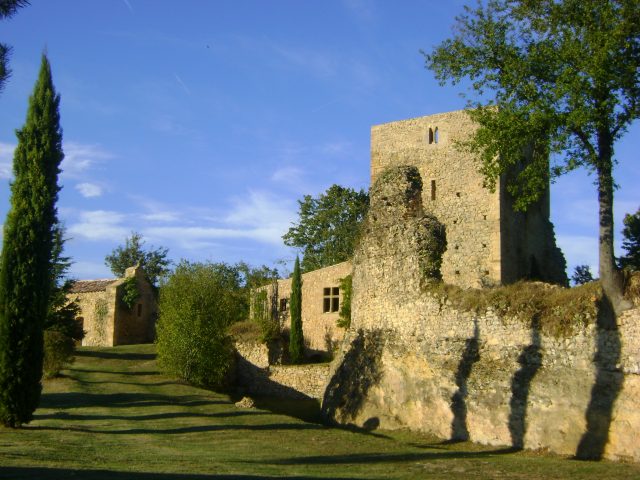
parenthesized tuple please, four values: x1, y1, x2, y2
(68, 210, 128, 241)
(0, 142, 15, 179)
(61, 142, 113, 179)
(271, 166, 304, 185)
(75, 182, 104, 198)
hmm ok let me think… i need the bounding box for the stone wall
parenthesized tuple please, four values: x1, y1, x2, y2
(322, 165, 640, 461)
(370, 110, 566, 287)
(254, 261, 352, 356)
(73, 290, 115, 347)
(235, 341, 332, 400)
(113, 266, 158, 345)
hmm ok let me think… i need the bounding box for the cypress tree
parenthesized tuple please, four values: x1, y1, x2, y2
(289, 256, 304, 364)
(0, 55, 63, 427)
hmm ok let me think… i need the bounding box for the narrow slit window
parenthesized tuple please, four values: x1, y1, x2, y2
(434, 127, 439, 144)
(431, 180, 436, 201)
(279, 298, 289, 312)
(323, 287, 340, 313)
(428, 128, 434, 144)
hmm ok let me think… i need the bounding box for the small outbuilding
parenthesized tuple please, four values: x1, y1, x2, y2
(68, 265, 157, 347)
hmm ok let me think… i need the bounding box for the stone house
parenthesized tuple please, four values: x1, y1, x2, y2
(68, 265, 157, 347)
(254, 261, 351, 357)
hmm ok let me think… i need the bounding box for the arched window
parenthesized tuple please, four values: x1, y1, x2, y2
(434, 127, 439, 144)
(428, 128, 434, 144)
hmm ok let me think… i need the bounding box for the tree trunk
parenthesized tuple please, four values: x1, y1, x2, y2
(596, 140, 631, 316)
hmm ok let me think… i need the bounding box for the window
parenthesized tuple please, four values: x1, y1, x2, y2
(279, 298, 289, 312)
(323, 287, 340, 313)
(434, 127, 439, 144)
(137, 304, 142, 317)
(431, 180, 436, 201)
(428, 128, 434, 144)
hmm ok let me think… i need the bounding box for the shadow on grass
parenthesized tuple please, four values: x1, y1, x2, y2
(0, 467, 351, 480)
(39, 391, 228, 410)
(29, 421, 325, 435)
(67, 369, 161, 376)
(231, 395, 323, 424)
(75, 350, 156, 361)
(250, 447, 518, 466)
(34, 410, 269, 422)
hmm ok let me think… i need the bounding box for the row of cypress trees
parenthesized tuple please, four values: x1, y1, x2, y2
(0, 55, 63, 427)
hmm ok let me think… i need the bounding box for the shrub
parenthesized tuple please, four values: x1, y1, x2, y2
(156, 261, 245, 389)
(43, 330, 75, 378)
(120, 276, 139, 309)
(337, 275, 352, 329)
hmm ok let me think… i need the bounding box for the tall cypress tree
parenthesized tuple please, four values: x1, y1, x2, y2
(0, 55, 63, 428)
(289, 256, 304, 364)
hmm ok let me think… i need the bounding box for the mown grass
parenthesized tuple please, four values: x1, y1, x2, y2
(0, 344, 638, 479)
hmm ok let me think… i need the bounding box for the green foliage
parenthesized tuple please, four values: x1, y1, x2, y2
(0, 1, 29, 94)
(120, 276, 140, 310)
(619, 207, 640, 271)
(250, 288, 279, 343)
(283, 185, 369, 272)
(288, 256, 304, 364)
(156, 261, 246, 389)
(43, 330, 74, 378)
(337, 275, 352, 329)
(572, 265, 596, 286)
(0, 55, 63, 428)
(105, 232, 171, 286)
(424, 0, 639, 312)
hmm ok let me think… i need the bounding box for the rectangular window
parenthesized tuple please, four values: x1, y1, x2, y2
(323, 287, 340, 313)
(279, 298, 289, 312)
(137, 303, 142, 317)
(431, 180, 436, 201)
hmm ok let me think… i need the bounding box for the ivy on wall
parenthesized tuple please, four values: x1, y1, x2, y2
(121, 277, 140, 310)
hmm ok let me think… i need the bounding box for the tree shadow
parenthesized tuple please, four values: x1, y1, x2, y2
(34, 409, 268, 422)
(575, 296, 624, 460)
(0, 467, 351, 480)
(75, 350, 156, 361)
(39, 391, 228, 410)
(67, 368, 161, 376)
(321, 329, 384, 426)
(508, 315, 542, 450)
(449, 319, 480, 441)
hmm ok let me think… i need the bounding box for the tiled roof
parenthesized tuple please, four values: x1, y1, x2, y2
(69, 279, 117, 293)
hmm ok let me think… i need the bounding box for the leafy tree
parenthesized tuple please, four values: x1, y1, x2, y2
(571, 265, 595, 286)
(0, 55, 63, 427)
(283, 185, 369, 272)
(156, 261, 246, 388)
(619, 207, 640, 270)
(105, 232, 171, 286)
(0, 0, 29, 94)
(425, 0, 639, 314)
(288, 256, 304, 364)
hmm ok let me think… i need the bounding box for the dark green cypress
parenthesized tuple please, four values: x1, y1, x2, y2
(288, 256, 304, 364)
(0, 55, 63, 427)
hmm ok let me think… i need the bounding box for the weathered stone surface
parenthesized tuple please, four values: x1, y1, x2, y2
(322, 165, 640, 462)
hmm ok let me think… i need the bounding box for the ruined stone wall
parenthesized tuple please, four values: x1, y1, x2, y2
(264, 261, 351, 355)
(235, 340, 332, 400)
(323, 165, 640, 461)
(71, 290, 115, 347)
(370, 109, 566, 287)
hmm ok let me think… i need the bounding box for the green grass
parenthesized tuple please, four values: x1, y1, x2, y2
(1, 345, 638, 479)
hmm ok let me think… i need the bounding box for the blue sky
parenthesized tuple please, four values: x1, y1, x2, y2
(0, 0, 638, 280)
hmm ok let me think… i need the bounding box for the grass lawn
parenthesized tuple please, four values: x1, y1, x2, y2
(0, 344, 638, 479)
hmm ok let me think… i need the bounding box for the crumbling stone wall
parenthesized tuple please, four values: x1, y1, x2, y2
(371, 109, 566, 287)
(322, 165, 640, 462)
(72, 289, 115, 347)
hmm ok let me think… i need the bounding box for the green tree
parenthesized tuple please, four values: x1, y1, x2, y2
(0, 55, 63, 427)
(0, 1, 29, 94)
(425, 0, 639, 314)
(156, 261, 245, 388)
(619, 207, 640, 270)
(283, 185, 369, 272)
(571, 265, 596, 286)
(288, 256, 304, 364)
(105, 232, 171, 286)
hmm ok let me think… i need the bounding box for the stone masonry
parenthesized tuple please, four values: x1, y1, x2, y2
(371, 110, 566, 288)
(322, 166, 640, 461)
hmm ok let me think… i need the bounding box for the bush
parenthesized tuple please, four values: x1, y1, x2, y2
(156, 261, 246, 389)
(43, 330, 75, 378)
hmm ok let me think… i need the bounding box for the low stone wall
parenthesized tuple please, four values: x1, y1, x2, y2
(234, 341, 332, 400)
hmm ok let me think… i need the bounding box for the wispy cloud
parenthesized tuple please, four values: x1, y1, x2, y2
(75, 182, 104, 198)
(62, 142, 113, 179)
(122, 0, 134, 13)
(0, 142, 15, 179)
(174, 73, 191, 95)
(343, 0, 377, 24)
(68, 210, 128, 241)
